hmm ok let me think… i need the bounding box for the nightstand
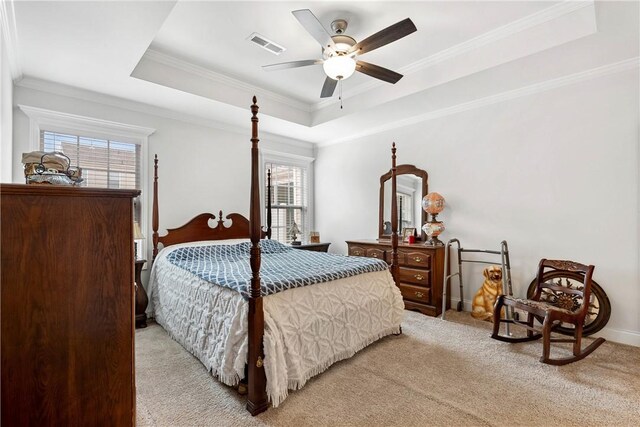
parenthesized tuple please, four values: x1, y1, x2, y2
(291, 242, 331, 252)
(134, 259, 148, 328)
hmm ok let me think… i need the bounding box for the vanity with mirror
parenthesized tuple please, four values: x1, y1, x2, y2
(346, 164, 449, 317)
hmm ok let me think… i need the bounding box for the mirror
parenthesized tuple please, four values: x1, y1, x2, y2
(379, 165, 428, 240)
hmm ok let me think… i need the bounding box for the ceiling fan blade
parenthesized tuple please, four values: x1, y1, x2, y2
(292, 9, 337, 51)
(349, 18, 417, 56)
(320, 76, 338, 98)
(262, 60, 322, 71)
(356, 61, 403, 84)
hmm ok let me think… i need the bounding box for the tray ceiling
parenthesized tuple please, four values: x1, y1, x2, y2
(7, 1, 638, 144)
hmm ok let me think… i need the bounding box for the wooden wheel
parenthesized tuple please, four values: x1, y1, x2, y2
(527, 271, 611, 336)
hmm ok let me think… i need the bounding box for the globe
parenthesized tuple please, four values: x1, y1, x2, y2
(422, 192, 445, 214)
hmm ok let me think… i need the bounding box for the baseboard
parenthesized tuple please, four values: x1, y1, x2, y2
(595, 327, 640, 347)
(449, 298, 640, 347)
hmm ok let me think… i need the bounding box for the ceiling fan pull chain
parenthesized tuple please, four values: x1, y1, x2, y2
(339, 79, 343, 109)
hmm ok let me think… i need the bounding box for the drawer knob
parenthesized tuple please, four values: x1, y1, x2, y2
(414, 257, 423, 263)
(414, 274, 424, 281)
(415, 291, 425, 298)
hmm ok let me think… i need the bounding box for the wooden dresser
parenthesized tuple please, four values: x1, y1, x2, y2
(1, 184, 139, 426)
(346, 240, 449, 316)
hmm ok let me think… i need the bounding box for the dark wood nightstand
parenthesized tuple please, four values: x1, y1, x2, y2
(135, 259, 148, 328)
(291, 242, 331, 252)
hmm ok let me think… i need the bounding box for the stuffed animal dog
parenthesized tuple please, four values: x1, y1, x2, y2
(471, 266, 503, 321)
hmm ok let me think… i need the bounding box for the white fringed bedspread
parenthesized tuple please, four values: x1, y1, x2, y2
(148, 241, 404, 407)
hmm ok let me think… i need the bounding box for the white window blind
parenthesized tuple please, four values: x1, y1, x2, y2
(40, 130, 142, 222)
(265, 162, 308, 244)
(41, 130, 140, 189)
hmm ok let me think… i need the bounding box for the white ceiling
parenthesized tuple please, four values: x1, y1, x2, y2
(5, 1, 639, 145)
(149, 1, 553, 104)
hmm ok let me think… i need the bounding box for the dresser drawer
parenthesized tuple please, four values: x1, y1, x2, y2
(366, 248, 385, 260)
(404, 251, 431, 268)
(398, 283, 431, 304)
(399, 267, 430, 287)
(349, 246, 366, 257)
(385, 250, 406, 265)
(346, 240, 447, 316)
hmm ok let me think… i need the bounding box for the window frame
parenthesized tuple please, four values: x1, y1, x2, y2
(397, 191, 414, 229)
(261, 149, 315, 244)
(396, 182, 417, 232)
(19, 105, 155, 261)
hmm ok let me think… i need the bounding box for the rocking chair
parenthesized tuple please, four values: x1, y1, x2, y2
(491, 259, 606, 365)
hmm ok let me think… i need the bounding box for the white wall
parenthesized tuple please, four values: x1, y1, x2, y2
(315, 69, 639, 345)
(0, 30, 13, 182)
(12, 83, 314, 263)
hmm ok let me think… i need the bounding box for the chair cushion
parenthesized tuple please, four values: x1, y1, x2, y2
(503, 296, 575, 315)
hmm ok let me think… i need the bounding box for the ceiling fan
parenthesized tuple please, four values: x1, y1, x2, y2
(263, 9, 417, 100)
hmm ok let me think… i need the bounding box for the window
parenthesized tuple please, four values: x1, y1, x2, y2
(40, 130, 142, 222)
(20, 105, 155, 260)
(264, 160, 311, 244)
(41, 131, 140, 189)
(398, 192, 413, 230)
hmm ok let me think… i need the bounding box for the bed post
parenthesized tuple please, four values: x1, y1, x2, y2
(390, 143, 399, 284)
(266, 169, 272, 239)
(247, 96, 269, 416)
(152, 154, 159, 262)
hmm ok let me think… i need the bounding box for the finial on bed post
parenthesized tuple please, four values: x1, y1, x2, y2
(266, 169, 272, 240)
(390, 143, 400, 285)
(152, 154, 159, 262)
(247, 96, 269, 416)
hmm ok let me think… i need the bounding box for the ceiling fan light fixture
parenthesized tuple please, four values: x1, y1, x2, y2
(323, 56, 356, 81)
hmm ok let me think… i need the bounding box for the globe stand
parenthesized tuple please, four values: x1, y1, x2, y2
(423, 213, 445, 246)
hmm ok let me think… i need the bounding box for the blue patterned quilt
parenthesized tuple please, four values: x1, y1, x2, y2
(166, 240, 389, 298)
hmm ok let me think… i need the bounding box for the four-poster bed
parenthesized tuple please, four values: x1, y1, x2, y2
(148, 97, 401, 415)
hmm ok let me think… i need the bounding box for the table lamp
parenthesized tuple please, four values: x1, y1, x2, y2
(289, 222, 301, 245)
(421, 192, 445, 246)
(134, 221, 145, 259)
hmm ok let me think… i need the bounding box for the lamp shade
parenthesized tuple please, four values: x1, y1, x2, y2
(133, 222, 145, 239)
(422, 192, 445, 214)
(323, 56, 356, 80)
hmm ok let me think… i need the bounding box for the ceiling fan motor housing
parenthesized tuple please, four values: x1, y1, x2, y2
(331, 19, 348, 34)
(325, 34, 356, 58)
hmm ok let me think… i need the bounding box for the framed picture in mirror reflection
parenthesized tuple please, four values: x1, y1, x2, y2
(402, 227, 416, 243)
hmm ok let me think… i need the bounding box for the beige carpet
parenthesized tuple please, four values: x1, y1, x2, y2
(135, 311, 640, 426)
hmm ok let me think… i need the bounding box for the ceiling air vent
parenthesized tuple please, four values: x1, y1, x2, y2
(247, 32, 286, 55)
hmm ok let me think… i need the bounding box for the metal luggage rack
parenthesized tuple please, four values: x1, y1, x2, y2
(442, 238, 515, 334)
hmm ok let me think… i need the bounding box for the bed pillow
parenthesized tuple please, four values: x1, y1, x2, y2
(156, 239, 250, 259)
(258, 239, 292, 254)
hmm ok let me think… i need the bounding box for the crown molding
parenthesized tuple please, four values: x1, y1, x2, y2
(313, 0, 596, 110)
(261, 148, 315, 164)
(18, 104, 157, 140)
(318, 56, 640, 147)
(15, 76, 314, 151)
(143, 48, 312, 113)
(0, 0, 22, 81)
(16, 75, 238, 132)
